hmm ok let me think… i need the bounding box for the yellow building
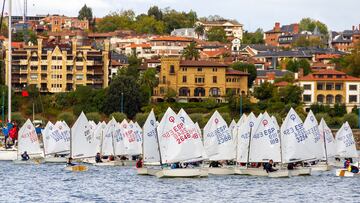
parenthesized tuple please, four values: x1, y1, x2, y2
(153, 57, 248, 103)
(5, 38, 110, 93)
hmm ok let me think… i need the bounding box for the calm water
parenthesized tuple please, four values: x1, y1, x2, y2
(1, 161, 358, 203)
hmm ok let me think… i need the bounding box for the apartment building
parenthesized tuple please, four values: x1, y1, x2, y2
(196, 20, 244, 40)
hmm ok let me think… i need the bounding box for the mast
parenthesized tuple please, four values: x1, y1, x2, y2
(246, 125, 253, 169)
(322, 123, 328, 165)
(155, 126, 163, 168)
(8, 0, 12, 122)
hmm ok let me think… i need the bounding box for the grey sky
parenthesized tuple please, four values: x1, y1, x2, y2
(12, 0, 359, 32)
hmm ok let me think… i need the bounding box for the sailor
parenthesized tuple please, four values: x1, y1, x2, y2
(136, 157, 143, 168)
(21, 151, 30, 161)
(344, 160, 359, 173)
(66, 157, 76, 166)
(95, 153, 103, 163)
(209, 161, 222, 168)
(264, 159, 278, 173)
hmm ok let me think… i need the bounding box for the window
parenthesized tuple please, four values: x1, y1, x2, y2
(213, 67, 217, 72)
(326, 84, 333, 90)
(182, 76, 187, 83)
(317, 83, 324, 90)
(195, 77, 205, 83)
(336, 75, 342, 79)
(335, 84, 342, 90)
(197, 67, 202, 72)
(76, 66, 83, 71)
(318, 75, 324, 78)
(30, 74, 38, 80)
(76, 74, 83, 80)
(303, 95, 311, 102)
(170, 65, 175, 74)
(182, 67, 187, 72)
(303, 84, 311, 90)
(162, 76, 166, 84)
(349, 85, 357, 91)
(213, 76, 217, 83)
(349, 95, 357, 103)
(327, 75, 333, 78)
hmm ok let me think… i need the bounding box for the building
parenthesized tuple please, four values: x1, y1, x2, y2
(255, 69, 293, 86)
(150, 36, 193, 56)
(153, 57, 248, 103)
(41, 15, 89, 32)
(331, 25, 360, 52)
(4, 38, 110, 93)
(264, 22, 300, 47)
(298, 69, 360, 112)
(196, 20, 244, 40)
(171, 28, 206, 40)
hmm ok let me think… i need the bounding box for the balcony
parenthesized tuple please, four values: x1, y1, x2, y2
(19, 60, 28, 65)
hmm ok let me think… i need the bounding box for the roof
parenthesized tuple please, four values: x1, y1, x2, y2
(198, 20, 242, 26)
(274, 81, 290, 87)
(151, 36, 193, 42)
(240, 44, 278, 52)
(266, 23, 299, 34)
(126, 43, 151, 49)
(254, 50, 312, 58)
(316, 54, 341, 60)
(226, 69, 249, 76)
(299, 69, 360, 81)
(201, 49, 226, 58)
(180, 60, 228, 67)
(257, 69, 292, 77)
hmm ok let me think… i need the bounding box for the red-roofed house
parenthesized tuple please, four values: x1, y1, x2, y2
(298, 69, 360, 111)
(121, 43, 153, 59)
(150, 36, 193, 56)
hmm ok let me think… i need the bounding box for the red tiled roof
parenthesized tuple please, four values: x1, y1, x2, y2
(111, 60, 125, 66)
(274, 81, 289, 87)
(226, 69, 249, 76)
(180, 60, 228, 67)
(151, 36, 193, 42)
(126, 43, 151, 48)
(299, 69, 360, 81)
(316, 54, 341, 60)
(88, 32, 114, 37)
(11, 42, 24, 48)
(201, 49, 225, 58)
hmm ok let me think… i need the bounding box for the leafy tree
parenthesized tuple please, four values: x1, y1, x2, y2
(278, 85, 303, 105)
(134, 112, 149, 127)
(147, 6, 163, 21)
(292, 35, 325, 48)
(86, 112, 102, 123)
(57, 112, 75, 126)
(96, 10, 135, 32)
(13, 30, 37, 44)
(286, 59, 311, 76)
(338, 42, 360, 77)
(110, 112, 127, 122)
(342, 113, 358, 128)
(299, 18, 328, 35)
(253, 82, 276, 101)
(78, 4, 93, 21)
(104, 75, 142, 118)
(274, 72, 295, 83)
(140, 68, 158, 95)
(194, 24, 205, 39)
(182, 42, 199, 60)
(206, 27, 227, 42)
(162, 8, 197, 33)
(134, 15, 165, 34)
(164, 88, 177, 102)
(230, 62, 257, 87)
(242, 28, 265, 44)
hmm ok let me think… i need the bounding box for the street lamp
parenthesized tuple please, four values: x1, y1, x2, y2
(239, 92, 243, 117)
(121, 92, 124, 113)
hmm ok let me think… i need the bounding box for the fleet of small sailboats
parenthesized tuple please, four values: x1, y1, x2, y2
(1, 107, 358, 178)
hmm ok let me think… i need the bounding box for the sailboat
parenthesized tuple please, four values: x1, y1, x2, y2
(65, 112, 95, 171)
(281, 108, 313, 176)
(237, 112, 290, 177)
(319, 118, 337, 166)
(137, 110, 161, 175)
(155, 107, 203, 178)
(335, 122, 359, 177)
(204, 110, 236, 175)
(14, 119, 44, 164)
(42, 121, 70, 163)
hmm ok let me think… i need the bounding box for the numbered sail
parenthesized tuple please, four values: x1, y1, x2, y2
(157, 107, 202, 163)
(121, 119, 141, 155)
(281, 108, 315, 163)
(249, 112, 281, 163)
(204, 110, 235, 161)
(319, 118, 336, 159)
(303, 110, 323, 160)
(71, 112, 96, 159)
(143, 110, 160, 164)
(114, 121, 126, 156)
(18, 119, 42, 157)
(236, 113, 256, 162)
(229, 119, 236, 136)
(102, 118, 115, 156)
(336, 122, 358, 158)
(43, 121, 70, 155)
(93, 121, 106, 154)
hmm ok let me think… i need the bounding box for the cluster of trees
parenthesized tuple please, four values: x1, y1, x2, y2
(242, 28, 265, 44)
(332, 42, 360, 77)
(299, 18, 328, 35)
(283, 58, 311, 75)
(291, 36, 325, 48)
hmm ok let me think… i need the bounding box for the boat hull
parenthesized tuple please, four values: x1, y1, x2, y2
(137, 167, 161, 176)
(44, 157, 67, 163)
(311, 164, 332, 172)
(335, 169, 359, 177)
(0, 149, 17, 161)
(13, 159, 44, 165)
(64, 165, 88, 172)
(234, 167, 289, 178)
(155, 168, 202, 178)
(207, 167, 234, 175)
(93, 161, 121, 166)
(289, 167, 312, 176)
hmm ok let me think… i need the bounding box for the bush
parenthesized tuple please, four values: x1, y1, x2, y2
(189, 113, 206, 127)
(110, 112, 127, 122)
(86, 112, 102, 123)
(134, 113, 149, 127)
(342, 113, 358, 129)
(57, 112, 75, 126)
(12, 112, 26, 126)
(315, 113, 332, 125)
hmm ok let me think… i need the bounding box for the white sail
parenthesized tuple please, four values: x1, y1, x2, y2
(204, 111, 235, 161)
(336, 122, 358, 158)
(236, 113, 256, 162)
(121, 119, 141, 155)
(18, 119, 42, 156)
(128, 122, 142, 155)
(229, 119, 236, 135)
(143, 110, 160, 164)
(319, 118, 336, 158)
(114, 121, 126, 156)
(157, 107, 202, 163)
(43, 121, 70, 155)
(249, 112, 281, 163)
(178, 108, 207, 161)
(102, 118, 115, 156)
(233, 114, 247, 140)
(71, 112, 96, 159)
(134, 122, 143, 154)
(303, 110, 324, 160)
(281, 108, 315, 163)
(93, 121, 106, 154)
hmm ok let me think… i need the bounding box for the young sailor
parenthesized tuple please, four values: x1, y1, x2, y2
(66, 158, 76, 166)
(21, 151, 30, 161)
(344, 160, 359, 173)
(264, 159, 278, 173)
(95, 153, 103, 163)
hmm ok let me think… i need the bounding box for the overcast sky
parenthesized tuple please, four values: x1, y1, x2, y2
(10, 0, 359, 32)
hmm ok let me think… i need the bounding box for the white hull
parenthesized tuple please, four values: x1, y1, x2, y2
(137, 167, 161, 176)
(234, 167, 289, 177)
(336, 169, 359, 177)
(155, 168, 202, 178)
(201, 168, 209, 177)
(44, 157, 67, 163)
(93, 161, 121, 166)
(311, 164, 332, 172)
(64, 165, 88, 172)
(13, 159, 44, 165)
(207, 167, 234, 175)
(121, 160, 136, 166)
(289, 167, 312, 176)
(0, 149, 17, 161)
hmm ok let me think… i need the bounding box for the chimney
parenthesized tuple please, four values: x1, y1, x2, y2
(298, 68, 304, 78)
(274, 22, 280, 31)
(353, 25, 355, 31)
(293, 24, 299, 34)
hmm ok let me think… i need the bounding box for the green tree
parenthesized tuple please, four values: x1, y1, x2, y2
(96, 10, 135, 32)
(140, 68, 158, 96)
(286, 59, 311, 76)
(57, 112, 75, 126)
(339, 42, 360, 77)
(104, 75, 142, 118)
(253, 82, 276, 101)
(206, 27, 227, 42)
(147, 6, 163, 21)
(162, 8, 197, 33)
(279, 85, 303, 105)
(110, 112, 127, 122)
(78, 4, 93, 21)
(182, 42, 199, 60)
(342, 113, 358, 128)
(230, 62, 257, 87)
(194, 24, 205, 39)
(292, 35, 325, 48)
(134, 15, 165, 34)
(298, 59, 311, 76)
(242, 28, 265, 44)
(299, 18, 328, 35)
(86, 112, 102, 123)
(13, 30, 37, 44)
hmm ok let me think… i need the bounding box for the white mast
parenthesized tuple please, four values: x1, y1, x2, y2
(8, 0, 12, 122)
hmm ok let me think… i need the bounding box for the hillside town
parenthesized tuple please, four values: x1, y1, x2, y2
(1, 4, 360, 129)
